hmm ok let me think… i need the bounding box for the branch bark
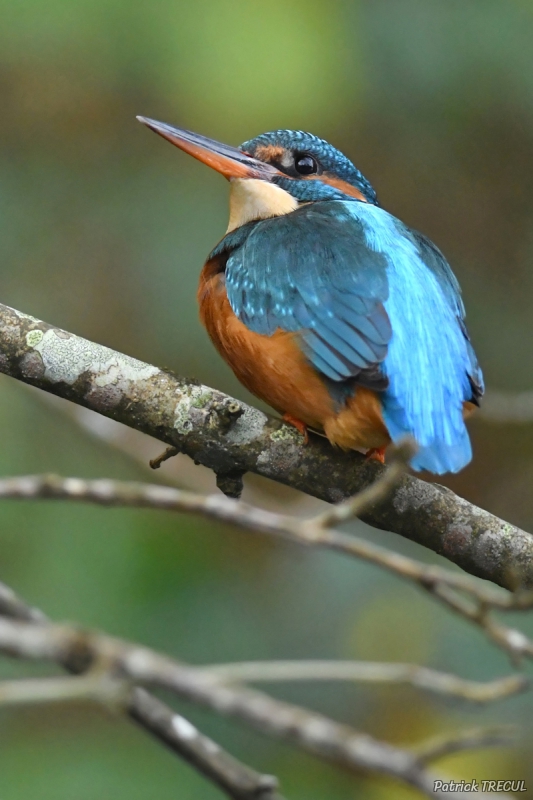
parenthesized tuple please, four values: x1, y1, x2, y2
(1, 301, 532, 590)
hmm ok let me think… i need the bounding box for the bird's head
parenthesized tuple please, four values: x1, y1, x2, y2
(137, 118, 377, 232)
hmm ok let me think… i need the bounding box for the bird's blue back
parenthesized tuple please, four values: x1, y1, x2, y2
(210, 199, 483, 473)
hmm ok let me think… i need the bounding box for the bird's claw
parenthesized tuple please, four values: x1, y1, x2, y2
(282, 413, 309, 444)
(365, 446, 387, 464)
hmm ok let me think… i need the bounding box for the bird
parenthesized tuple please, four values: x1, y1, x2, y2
(137, 116, 484, 474)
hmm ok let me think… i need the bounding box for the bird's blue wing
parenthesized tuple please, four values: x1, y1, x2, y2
(219, 202, 392, 395)
(408, 230, 485, 404)
(353, 203, 483, 473)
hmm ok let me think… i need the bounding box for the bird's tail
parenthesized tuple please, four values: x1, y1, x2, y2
(408, 430, 472, 474)
(382, 399, 473, 475)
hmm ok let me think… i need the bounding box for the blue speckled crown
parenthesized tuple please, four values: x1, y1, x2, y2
(240, 129, 378, 205)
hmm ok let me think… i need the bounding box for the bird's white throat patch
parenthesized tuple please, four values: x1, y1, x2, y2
(226, 178, 298, 232)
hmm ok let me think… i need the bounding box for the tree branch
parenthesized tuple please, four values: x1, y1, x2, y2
(2, 472, 533, 662)
(412, 726, 516, 765)
(0, 671, 125, 707)
(198, 661, 527, 703)
(0, 613, 513, 799)
(0, 582, 284, 800)
(127, 689, 284, 800)
(1, 301, 532, 591)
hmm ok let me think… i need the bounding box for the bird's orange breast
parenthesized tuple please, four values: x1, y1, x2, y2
(197, 258, 390, 451)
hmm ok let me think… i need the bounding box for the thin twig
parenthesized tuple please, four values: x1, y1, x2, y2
(413, 726, 517, 764)
(149, 446, 179, 470)
(0, 580, 47, 623)
(0, 671, 127, 708)
(0, 474, 510, 604)
(0, 473, 533, 663)
(198, 661, 528, 703)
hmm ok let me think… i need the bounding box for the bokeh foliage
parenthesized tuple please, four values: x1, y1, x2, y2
(1, 1, 533, 797)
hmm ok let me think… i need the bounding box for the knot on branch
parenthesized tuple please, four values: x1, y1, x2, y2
(216, 468, 245, 499)
(58, 628, 96, 675)
(212, 399, 244, 434)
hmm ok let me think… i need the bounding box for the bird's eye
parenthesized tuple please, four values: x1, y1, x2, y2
(294, 153, 318, 175)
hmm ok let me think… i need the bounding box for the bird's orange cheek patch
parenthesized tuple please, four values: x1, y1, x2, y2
(308, 174, 369, 201)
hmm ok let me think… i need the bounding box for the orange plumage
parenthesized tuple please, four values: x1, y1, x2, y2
(198, 258, 390, 452)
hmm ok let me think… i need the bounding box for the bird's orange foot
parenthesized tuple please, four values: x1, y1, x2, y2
(283, 413, 309, 444)
(365, 446, 387, 464)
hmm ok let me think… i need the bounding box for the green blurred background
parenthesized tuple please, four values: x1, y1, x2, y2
(1, 1, 533, 797)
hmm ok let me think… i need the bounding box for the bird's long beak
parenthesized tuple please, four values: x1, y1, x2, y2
(137, 117, 281, 181)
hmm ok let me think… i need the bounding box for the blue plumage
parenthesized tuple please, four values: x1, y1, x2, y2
(355, 203, 478, 472)
(212, 196, 482, 474)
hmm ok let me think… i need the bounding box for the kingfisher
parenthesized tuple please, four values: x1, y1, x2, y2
(137, 117, 484, 474)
